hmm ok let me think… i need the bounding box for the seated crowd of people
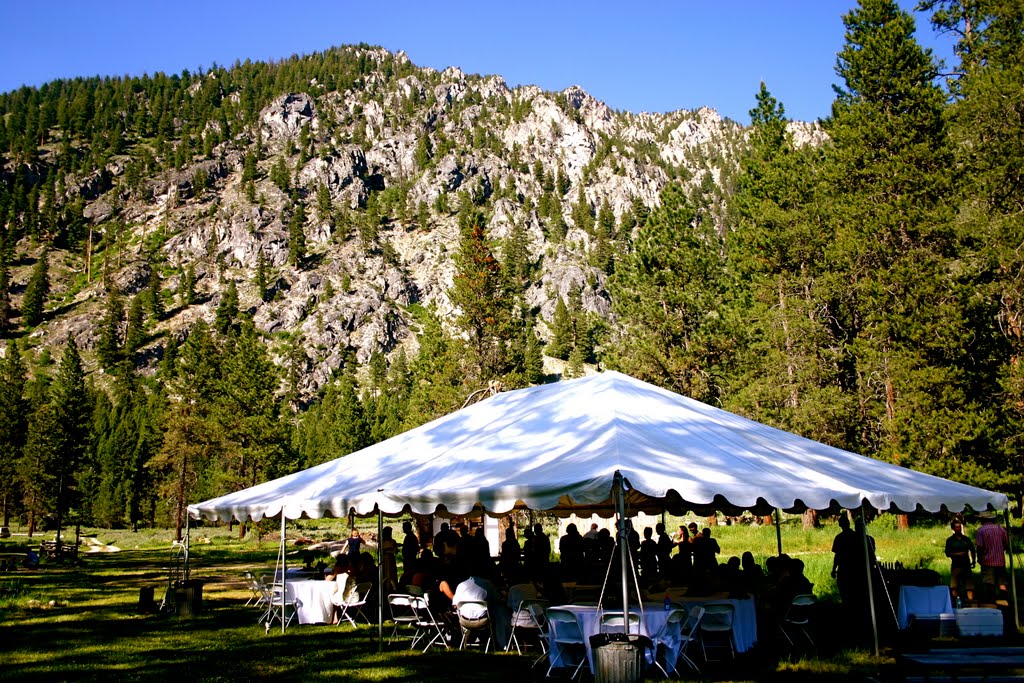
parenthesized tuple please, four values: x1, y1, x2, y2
(316, 518, 814, 642)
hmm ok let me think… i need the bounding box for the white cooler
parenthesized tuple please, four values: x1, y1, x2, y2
(955, 607, 1003, 636)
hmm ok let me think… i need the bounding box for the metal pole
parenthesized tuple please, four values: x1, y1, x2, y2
(860, 506, 879, 656)
(378, 507, 384, 653)
(280, 511, 286, 635)
(774, 508, 783, 557)
(1004, 508, 1020, 632)
(614, 471, 629, 625)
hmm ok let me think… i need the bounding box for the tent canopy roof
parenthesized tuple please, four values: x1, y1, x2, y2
(189, 371, 1007, 522)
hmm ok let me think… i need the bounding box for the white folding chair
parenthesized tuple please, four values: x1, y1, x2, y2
(599, 610, 643, 635)
(260, 582, 297, 630)
(507, 598, 550, 660)
(410, 594, 451, 652)
(655, 605, 704, 676)
(387, 593, 420, 645)
(700, 602, 735, 661)
(243, 571, 266, 608)
(546, 608, 589, 681)
(780, 594, 816, 651)
(336, 581, 373, 628)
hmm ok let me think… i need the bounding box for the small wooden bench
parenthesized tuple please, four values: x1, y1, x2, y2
(901, 647, 1024, 682)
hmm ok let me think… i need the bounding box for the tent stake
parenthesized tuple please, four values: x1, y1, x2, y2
(774, 508, 783, 557)
(860, 506, 879, 656)
(377, 506, 384, 652)
(1005, 508, 1020, 633)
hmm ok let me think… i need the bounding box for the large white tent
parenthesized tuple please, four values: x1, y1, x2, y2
(189, 371, 1007, 523)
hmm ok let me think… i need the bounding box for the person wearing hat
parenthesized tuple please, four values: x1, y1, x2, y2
(944, 518, 975, 606)
(975, 511, 1009, 604)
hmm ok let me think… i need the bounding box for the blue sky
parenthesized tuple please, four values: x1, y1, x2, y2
(0, 1, 954, 124)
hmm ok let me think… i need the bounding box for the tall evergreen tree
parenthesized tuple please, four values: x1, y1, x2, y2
(21, 249, 49, 327)
(450, 216, 512, 383)
(0, 339, 28, 526)
(607, 183, 731, 402)
(825, 0, 986, 479)
(48, 340, 90, 551)
(96, 288, 125, 370)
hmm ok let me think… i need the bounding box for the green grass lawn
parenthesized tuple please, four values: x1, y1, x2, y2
(0, 519, 1021, 682)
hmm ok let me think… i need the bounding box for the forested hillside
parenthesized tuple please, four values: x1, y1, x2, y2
(0, 0, 1021, 537)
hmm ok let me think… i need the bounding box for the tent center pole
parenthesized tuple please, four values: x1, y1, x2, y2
(774, 509, 783, 557)
(280, 510, 286, 635)
(614, 471, 629, 624)
(1005, 508, 1020, 633)
(860, 506, 879, 656)
(377, 506, 384, 652)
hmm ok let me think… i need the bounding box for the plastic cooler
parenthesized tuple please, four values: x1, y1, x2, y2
(955, 608, 1003, 637)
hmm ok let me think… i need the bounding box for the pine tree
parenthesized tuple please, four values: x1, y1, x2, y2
(825, 0, 981, 476)
(450, 216, 512, 383)
(179, 264, 197, 307)
(125, 295, 145, 357)
(48, 340, 90, 551)
(214, 281, 239, 336)
(215, 319, 291, 488)
(607, 183, 730, 402)
(21, 250, 49, 327)
(288, 202, 307, 267)
(255, 250, 270, 301)
(0, 339, 28, 526)
(96, 288, 125, 370)
(144, 266, 165, 321)
(0, 259, 13, 333)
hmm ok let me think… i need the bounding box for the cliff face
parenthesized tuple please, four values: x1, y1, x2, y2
(2, 46, 825, 402)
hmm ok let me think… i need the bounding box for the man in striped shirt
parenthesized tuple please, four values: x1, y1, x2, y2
(974, 512, 1009, 604)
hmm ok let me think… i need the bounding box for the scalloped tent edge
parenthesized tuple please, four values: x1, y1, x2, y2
(188, 371, 1007, 523)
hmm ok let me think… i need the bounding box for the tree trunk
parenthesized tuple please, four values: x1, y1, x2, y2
(706, 515, 718, 527)
(761, 515, 774, 526)
(801, 509, 819, 530)
(896, 514, 910, 530)
(239, 522, 247, 540)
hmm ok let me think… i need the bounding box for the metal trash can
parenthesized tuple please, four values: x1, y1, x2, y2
(173, 579, 204, 617)
(590, 634, 645, 683)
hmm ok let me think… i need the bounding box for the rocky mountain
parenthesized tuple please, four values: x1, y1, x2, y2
(2, 46, 825, 403)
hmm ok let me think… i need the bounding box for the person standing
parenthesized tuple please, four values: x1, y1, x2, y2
(975, 511, 1009, 604)
(831, 515, 857, 598)
(401, 520, 420, 572)
(380, 525, 399, 592)
(944, 518, 975, 606)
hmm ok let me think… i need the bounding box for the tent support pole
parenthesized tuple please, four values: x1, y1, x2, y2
(614, 471, 629, 624)
(860, 506, 879, 656)
(1005, 508, 1020, 633)
(377, 507, 384, 653)
(280, 511, 286, 635)
(774, 509, 783, 557)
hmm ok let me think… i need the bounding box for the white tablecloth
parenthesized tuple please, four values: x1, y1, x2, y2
(897, 585, 953, 629)
(548, 598, 756, 670)
(286, 580, 338, 624)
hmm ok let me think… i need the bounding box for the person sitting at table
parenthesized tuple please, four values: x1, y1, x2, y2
(740, 551, 766, 598)
(721, 555, 743, 595)
(692, 528, 721, 575)
(326, 554, 352, 583)
(453, 565, 509, 644)
(433, 522, 458, 560)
